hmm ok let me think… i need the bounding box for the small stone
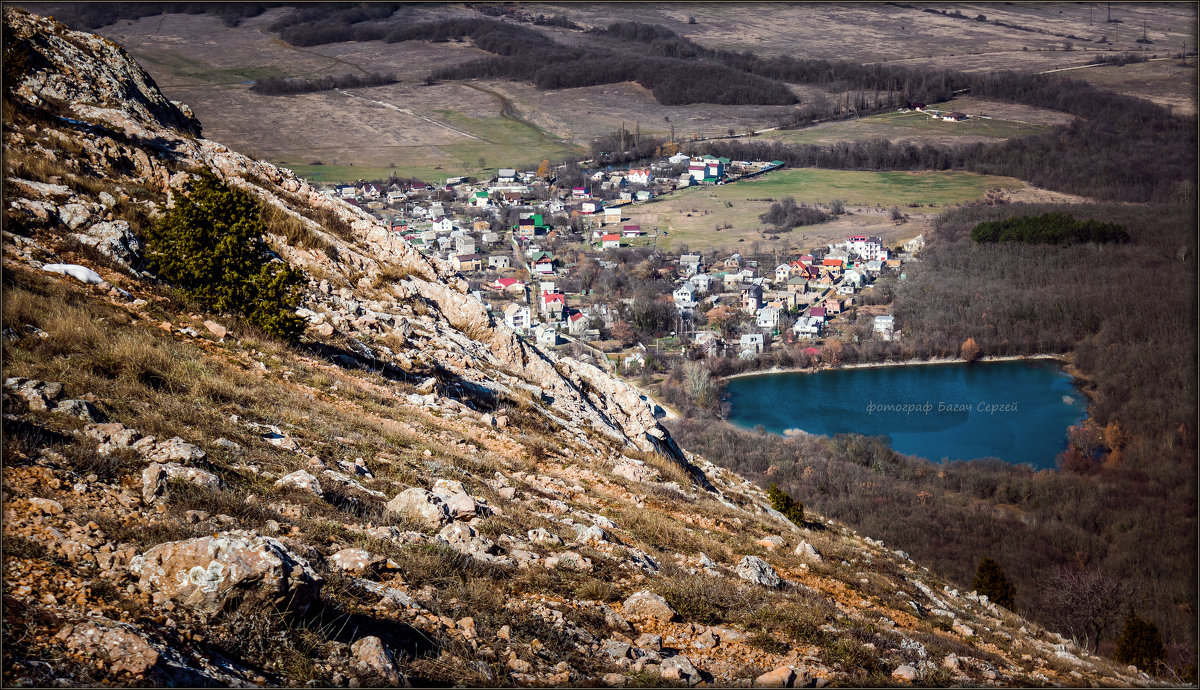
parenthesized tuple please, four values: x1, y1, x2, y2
(891, 665, 918, 683)
(755, 665, 796, 687)
(735, 555, 781, 588)
(29, 497, 63, 515)
(203, 320, 228, 339)
(622, 590, 677, 625)
(52, 399, 103, 422)
(602, 672, 626, 686)
(274, 470, 324, 497)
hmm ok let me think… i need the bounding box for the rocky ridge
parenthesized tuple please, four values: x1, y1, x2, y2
(2, 8, 1154, 688)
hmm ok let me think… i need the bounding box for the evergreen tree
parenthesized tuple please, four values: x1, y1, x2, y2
(1114, 614, 1165, 670)
(147, 169, 305, 341)
(972, 557, 1016, 608)
(767, 483, 804, 526)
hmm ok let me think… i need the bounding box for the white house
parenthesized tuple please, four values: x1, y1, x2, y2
(793, 315, 823, 339)
(847, 235, 887, 261)
(756, 305, 781, 330)
(774, 263, 792, 284)
(690, 273, 711, 293)
(874, 315, 896, 341)
(739, 333, 765, 356)
(603, 207, 622, 226)
(503, 303, 530, 333)
(672, 282, 697, 309)
(534, 324, 559, 347)
(668, 152, 690, 165)
(455, 235, 476, 254)
(843, 268, 868, 288)
(432, 217, 454, 234)
(680, 254, 702, 276)
(864, 260, 884, 274)
(627, 169, 651, 185)
(497, 168, 517, 183)
(481, 231, 500, 245)
(903, 235, 925, 254)
(601, 233, 621, 250)
(488, 255, 511, 270)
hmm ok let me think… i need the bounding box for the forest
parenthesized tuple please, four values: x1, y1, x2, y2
(969, 212, 1129, 244)
(249, 72, 397, 96)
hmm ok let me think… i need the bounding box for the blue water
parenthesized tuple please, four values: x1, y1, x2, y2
(725, 360, 1088, 469)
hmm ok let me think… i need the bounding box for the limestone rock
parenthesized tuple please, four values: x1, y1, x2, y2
(386, 488, 450, 529)
(622, 590, 677, 625)
(660, 655, 702, 686)
(129, 530, 322, 613)
(795, 540, 822, 562)
(56, 621, 160, 676)
(350, 636, 404, 686)
(437, 522, 498, 561)
(736, 555, 782, 588)
(330, 548, 385, 575)
(142, 462, 225, 504)
(274, 469, 323, 497)
(544, 550, 592, 571)
(146, 437, 206, 464)
(891, 665, 918, 682)
(756, 665, 797, 687)
(52, 399, 104, 422)
(29, 497, 64, 515)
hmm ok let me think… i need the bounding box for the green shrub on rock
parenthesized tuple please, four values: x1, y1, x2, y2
(147, 170, 305, 341)
(767, 483, 804, 526)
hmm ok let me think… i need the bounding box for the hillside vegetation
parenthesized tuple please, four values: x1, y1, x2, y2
(1, 8, 1157, 688)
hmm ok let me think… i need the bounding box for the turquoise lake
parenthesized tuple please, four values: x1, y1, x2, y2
(725, 360, 1088, 469)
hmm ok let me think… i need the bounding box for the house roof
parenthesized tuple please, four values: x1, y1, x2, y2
(601, 234, 620, 241)
(496, 278, 523, 288)
(542, 292, 565, 304)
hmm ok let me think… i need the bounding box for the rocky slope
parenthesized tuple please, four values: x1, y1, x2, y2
(2, 8, 1154, 687)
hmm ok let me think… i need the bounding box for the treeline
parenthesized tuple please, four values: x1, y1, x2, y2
(670, 418, 1196, 667)
(758, 196, 832, 229)
(970, 212, 1130, 244)
(250, 72, 397, 95)
(34, 2, 278, 30)
(895, 202, 1196, 449)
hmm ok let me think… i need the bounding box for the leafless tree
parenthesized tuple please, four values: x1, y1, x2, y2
(1043, 564, 1137, 653)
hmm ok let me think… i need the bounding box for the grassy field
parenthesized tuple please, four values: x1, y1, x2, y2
(758, 108, 1051, 147)
(1070, 59, 1198, 116)
(630, 168, 1022, 254)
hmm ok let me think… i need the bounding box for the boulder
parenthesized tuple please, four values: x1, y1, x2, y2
(142, 462, 225, 504)
(794, 540, 822, 562)
(274, 469, 323, 497)
(330, 548, 385, 575)
(755, 665, 797, 688)
(129, 530, 322, 613)
(350, 635, 404, 686)
(891, 665, 918, 683)
(387, 488, 450, 529)
(660, 655, 703, 686)
(544, 550, 592, 572)
(145, 437, 206, 464)
(56, 621, 160, 677)
(441, 491, 478, 520)
(203, 320, 228, 339)
(52, 399, 103, 422)
(527, 528, 563, 546)
(437, 522, 498, 561)
(575, 524, 610, 545)
(71, 220, 143, 267)
(622, 590, 677, 625)
(28, 497, 64, 515)
(736, 555, 782, 588)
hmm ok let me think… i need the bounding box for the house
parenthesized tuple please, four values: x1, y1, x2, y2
(621, 224, 643, 238)
(864, 259, 883, 274)
(808, 306, 827, 320)
(774, 263, 792, 284)
(532, 252, 555, 274)
(386, 190, 406, 203)
(534, 325, 559, 347)
(668, 152, 690, 165)
(792, 315, 823, 339)
(636, 190, 653, 202)
(336, 185, 357, 199)
(847, 235, 887, 261)
(539, 291, 567, 320)
(481, 231, 500, 245)
(942, 111, 967, 122)
(493, 277, 525, 293)
(472, 219, 491, 233)
(603, 207, 622, 226)
(886, 258, 902, 269)
(580, 202, 598, 214)
(687, 159, 708, 182)
(908, 101, 926, 111)
(488, 255, 511, 270)
(451, 253, 482, 272)
(497, 168, 518, 183)
(903, 235, 925, 254)
(471, 190, 491, 207)
(843, 268, 867, 288)
(738, 333, 765, 356)
(572, 187, 589, 198)
(874, 315, 895, 340)
(627, 169, 651, 185)
(677, 174, 693, 188)
(673, 281, 697, 306)
(503, 303, 530, 332)
(455, 236, 476, 254)
(741, 284, 763, 313)
(679, 254, 702, 276)
(691, 273, 711, 293)
(756, 305, 781, 330)
(722, 254, 742, 270)
(601, 234, 621, 250)
(432, 217, 454, 234)
(786, 275, 808, 294)
(567, 311, 588, 336)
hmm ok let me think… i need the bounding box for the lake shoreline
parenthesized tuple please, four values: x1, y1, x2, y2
(721, 353, 1069, 381)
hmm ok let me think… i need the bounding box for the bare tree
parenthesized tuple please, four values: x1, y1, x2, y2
(1043, 564, 1137, 653)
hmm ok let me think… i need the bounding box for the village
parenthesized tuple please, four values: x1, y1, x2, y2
(319, 151, 923, 374)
